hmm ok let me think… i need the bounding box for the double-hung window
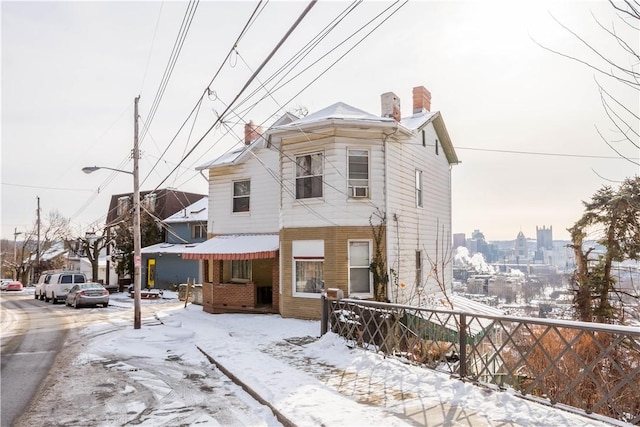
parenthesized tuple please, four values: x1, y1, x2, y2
(349, 241, 372, 296)
(233, 180, 250, 212)
(348, 149, 369, 198)
(415, 170, 423, 208)
(117, 196, 130, 216)
(295, 153, 323, 199)
(293, 240, 324, 296)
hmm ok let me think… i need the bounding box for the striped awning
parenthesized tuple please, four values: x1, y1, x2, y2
(181, 234, 279, 261)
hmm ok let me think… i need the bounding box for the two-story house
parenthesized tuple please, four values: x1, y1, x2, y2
(106, 188, 206, 289)
(140, 196, 208, 289)
(185, 86, 459, 319)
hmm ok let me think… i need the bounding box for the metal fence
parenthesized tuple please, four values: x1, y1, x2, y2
(321, 297, 640, 425)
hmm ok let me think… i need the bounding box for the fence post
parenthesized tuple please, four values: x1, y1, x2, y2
(320, 292, 329, 336)
(459, 313, 467, 379)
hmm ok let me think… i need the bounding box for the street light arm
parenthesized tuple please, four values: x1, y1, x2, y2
(82, 166, 133, 175)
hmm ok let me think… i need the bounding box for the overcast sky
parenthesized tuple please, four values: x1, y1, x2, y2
(2, 1, 638, 243)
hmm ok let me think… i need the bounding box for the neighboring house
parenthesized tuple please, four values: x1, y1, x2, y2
(186, 86, 459, 320)
(106, 188, 206, 287)
(140, 197, 208, 289)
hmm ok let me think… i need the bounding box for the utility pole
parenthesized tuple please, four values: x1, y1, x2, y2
(133, 95, 142, 330)
(36, 196, 41, 283)
(13, 228, 22, 280)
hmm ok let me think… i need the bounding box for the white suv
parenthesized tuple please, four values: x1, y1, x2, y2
(45, 272, 87, 304)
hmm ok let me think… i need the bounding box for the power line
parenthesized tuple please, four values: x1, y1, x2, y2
(1, 182, 94, 192)
(152, 0, 319, 192)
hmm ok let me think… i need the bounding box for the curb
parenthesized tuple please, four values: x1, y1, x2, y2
(196, 345, 296, 427)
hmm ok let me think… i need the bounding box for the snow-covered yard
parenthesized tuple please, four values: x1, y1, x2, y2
(12, 290, 611, 426)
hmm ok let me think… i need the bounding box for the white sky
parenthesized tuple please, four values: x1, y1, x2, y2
(2, 1, 638, 242)
(8, 290, 612, 426)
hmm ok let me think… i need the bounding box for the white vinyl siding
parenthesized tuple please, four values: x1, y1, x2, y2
(385, 123, 453, 304)
(208, 146, 279, 235)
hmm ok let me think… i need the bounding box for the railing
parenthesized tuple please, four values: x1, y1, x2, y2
(321, 297, 640, 425)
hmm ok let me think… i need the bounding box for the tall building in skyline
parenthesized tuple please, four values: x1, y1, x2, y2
(536, 225, 553, 250)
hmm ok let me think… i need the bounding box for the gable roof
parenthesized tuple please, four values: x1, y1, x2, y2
(164, 196, 208, 223)
(403, 110, 459, 165)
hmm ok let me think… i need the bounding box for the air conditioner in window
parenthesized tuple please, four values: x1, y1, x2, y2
(350, 186, 369, 198)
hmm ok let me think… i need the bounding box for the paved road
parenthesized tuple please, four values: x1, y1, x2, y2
(1, 293, 70, 427)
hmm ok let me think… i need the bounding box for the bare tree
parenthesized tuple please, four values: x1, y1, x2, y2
(423, 219, 454, 309)
(369, 208, 389, 302)
(534, 1, 639, 165)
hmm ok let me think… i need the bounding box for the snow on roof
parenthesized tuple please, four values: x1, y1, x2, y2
(195, 143, 246, 170)
(278, 102, 395, 127)
(400, 110, 438, 130)
(182, 234, 279, 260)
(163, 197, 208, 223)
(140, 242, 200, 254)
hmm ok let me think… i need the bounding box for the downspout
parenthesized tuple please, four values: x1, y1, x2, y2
(382, 126, 398, 302)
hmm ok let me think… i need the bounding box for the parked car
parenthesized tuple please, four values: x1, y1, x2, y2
(34, 273, 53, 300)
(45, 272, 87, 304)
(65, 283, 109, 308)
(4, 281, 23, 291)
(1, 279, 11, 290)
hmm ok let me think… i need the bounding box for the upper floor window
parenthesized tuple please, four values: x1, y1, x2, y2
(415, 170, 423, 208)
(435, 138, 439, 155)
(233, 180, 250, 212)
(191, 223, 207, 239)
(117, 196, 130, 216)
(349, 240, 372, 296)
(296, 153, 323, 199)
(348, 149, 369, 198)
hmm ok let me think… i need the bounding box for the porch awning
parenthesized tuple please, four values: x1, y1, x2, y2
(181, 234, 279, 261)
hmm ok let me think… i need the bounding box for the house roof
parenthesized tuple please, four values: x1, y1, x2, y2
(181, 234, 279, 261)
(196, 113, 299, 171)
(163, 196, 208, 223)
(274, 102, 459, 165)
(141, 242, 200, 255)
(283, 102, 395, 126)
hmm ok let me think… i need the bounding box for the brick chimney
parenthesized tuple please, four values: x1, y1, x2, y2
(412, 86, 431, 113)
(381, 92, 401, 122)
(244, 120, 263, 145)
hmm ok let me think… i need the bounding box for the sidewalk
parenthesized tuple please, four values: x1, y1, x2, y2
(196, 333, 519, 427)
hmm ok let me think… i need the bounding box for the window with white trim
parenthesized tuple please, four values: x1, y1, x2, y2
(349, 240, 372, 296)
(143, 193, 156, 211)
(233, 180, 250, 212)
(191, 223, 207, 239)
(415, 170, 423, 208)
(231, 260, 252, 282)
(295, 153, 323, 199)
(293, 240, 324, 296)
(416, 249, 423, 286)
(348, 149, 369, 198)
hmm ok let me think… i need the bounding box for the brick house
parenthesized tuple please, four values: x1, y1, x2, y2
(185, 86, 459, 319)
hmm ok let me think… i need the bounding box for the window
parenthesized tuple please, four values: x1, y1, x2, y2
(233, 180, 250, 212)
(349, 241, 372, 295)
(422, 130, 426, 147)
(348, 149, 369, 198)
(231, 260, 251, 282)
(117, 196, 130, 216)
(293, 240, 324, 296)
(435, 138, 439, 155)
(415, 170, 423, 207)
(191, 223, 207, 239)
(295, 153, 323, 199)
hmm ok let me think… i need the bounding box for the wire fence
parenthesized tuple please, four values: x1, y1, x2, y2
(321, 297, 640, 425)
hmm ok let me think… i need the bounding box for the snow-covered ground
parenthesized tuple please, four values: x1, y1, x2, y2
(10, 289, 612, 426)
